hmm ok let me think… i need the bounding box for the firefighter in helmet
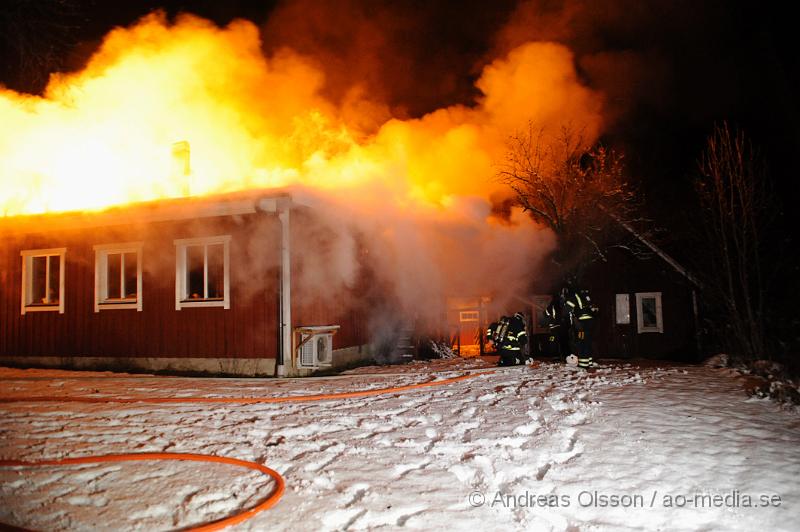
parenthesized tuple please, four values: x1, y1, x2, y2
(543, 289, 569, 359)
(493, 312, 529, 366)
(564, 286, 597, 369)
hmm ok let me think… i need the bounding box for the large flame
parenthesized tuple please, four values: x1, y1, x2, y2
(1, 12, 606, 316)
(0, 12, 602, 217)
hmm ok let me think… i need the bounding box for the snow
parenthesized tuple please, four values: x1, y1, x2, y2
(1, 360, 798, 531)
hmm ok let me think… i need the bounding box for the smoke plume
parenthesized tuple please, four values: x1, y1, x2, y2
(0, 6, 608, 328)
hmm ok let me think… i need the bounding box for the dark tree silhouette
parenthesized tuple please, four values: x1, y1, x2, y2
(498, 123, 648, 280)
(695, 122, 774, 362)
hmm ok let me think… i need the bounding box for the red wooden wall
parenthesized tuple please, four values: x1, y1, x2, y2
(0, 208, 369, 362)
(583, 248, 697, 361)
(289, 210, 370, 351)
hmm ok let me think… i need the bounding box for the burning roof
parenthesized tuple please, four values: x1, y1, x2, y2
(0, 188, 293, 236)
(0, 9, 605, 320)
(0, 11, 602, 219)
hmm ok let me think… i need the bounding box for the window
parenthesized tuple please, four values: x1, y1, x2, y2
(94, 243, 142, 312)
(21, 248, 66, 314)
(635, 292, 663, 333)
(615, 293, 631, 324)
(174, 235, 230, 309)
(459, 310, 479, 322)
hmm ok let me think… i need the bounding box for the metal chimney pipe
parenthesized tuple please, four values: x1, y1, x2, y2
(171, 141, 191, 196)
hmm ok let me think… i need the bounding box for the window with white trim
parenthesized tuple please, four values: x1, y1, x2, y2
(21, 248, 66, 314)
(94, 243, 142, 312)
(174, 235, 230, 309)
(459, 310, 479, 322)
(635, 292, 663, 333)
(615, 293, 631, 324)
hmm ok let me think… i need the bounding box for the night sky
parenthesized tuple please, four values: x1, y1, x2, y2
(1, 0, 798, 239)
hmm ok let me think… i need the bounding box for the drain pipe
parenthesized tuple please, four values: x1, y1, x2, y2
(258, 197, 292, 377)
(277, 201, 291, 377)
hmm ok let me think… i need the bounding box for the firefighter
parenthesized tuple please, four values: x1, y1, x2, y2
(512, 312, 531, 363)
(486, 321, 500, 351)
(543, 289, 569, 359)
(564, 286, 597, 369)
(495, 312, 529, 366)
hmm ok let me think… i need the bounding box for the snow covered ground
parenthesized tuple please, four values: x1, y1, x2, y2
(1, 359, 798, 531)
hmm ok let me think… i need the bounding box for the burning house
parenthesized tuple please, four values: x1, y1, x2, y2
(0, 191, 373, 376)
(0, 185, 701, 372)
(0, 12, 679, 372)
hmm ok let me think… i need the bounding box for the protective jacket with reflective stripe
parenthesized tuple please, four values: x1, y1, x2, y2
(565, 289, 595, 321)
(497, 314, 527, 351)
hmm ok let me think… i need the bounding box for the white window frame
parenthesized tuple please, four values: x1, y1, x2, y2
(635, 292, 663, 333)
(93, 242, 143, 312)
(174, 235, 231, 310)
(20, 248, 66, 315)
(615, 293, 631, 325)
(459, 310, 479, 322)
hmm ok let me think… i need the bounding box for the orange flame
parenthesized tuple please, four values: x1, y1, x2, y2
(0, 12, 602, 218)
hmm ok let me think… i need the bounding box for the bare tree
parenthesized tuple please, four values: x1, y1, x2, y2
(696, 122, 772, 362)
(498, 123, 647, 279)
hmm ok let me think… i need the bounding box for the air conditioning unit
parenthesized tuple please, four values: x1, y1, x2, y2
(295, 325, 339, 369)
(298, 332, 334, 368)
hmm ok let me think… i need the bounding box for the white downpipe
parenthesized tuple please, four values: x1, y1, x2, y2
(278, 204, 291, 377)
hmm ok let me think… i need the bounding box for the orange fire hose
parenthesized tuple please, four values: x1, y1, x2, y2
(0, 371, 486, 404)
(0, 368, 505, 531)
(0, 453, 285, 532)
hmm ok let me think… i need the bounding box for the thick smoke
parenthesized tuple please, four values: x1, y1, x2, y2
(0, 7, 608, 336)
(490, 0, 759, 137)
(260, 0, 515, 125)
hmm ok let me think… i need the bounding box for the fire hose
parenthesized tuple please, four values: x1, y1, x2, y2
(0, 370, 501, 531)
